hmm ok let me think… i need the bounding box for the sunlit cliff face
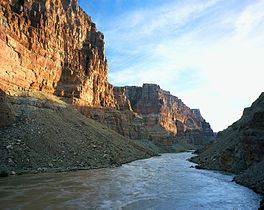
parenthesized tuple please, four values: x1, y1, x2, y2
(0, 0, 114, 107)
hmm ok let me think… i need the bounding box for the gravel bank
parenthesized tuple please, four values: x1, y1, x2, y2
(0, 95, 158, 176)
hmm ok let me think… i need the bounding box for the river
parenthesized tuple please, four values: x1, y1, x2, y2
(0, 152, 261, 209)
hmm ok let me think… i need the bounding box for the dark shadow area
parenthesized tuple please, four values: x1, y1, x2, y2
(0, 88, 15, 130)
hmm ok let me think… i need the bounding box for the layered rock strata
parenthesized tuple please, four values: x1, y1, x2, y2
(115, 84, 214, 145)
(191, 92, 264, 194)
(83, 84, 214, 146)
(0, 0, 115, 107)
(78, 106, 150, 141)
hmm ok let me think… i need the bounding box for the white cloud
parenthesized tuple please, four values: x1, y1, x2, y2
(105, 0, 264, 131)
(235, 0, 264, 39)
(105, 0, 220, 47)
(185, 1, 264, 131)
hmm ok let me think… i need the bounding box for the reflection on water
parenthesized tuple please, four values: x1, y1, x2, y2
(0, 153, 261, 209)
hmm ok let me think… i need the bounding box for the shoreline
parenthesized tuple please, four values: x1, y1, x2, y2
(0, 154, 161, 178)
(189, 155, 264, 196)
(1, 150, 196, 177)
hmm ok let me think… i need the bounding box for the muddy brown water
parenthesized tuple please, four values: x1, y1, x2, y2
(0, 152, 261, 209)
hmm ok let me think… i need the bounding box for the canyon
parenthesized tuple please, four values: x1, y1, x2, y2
(0, 0, 115, 107)
(0, 0, 263, 208)
(0, 0, 214, 149)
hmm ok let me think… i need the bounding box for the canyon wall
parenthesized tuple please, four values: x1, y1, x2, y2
(0, 0, 115, 107)
(85, 84, 214, 146)
(119, 84, 214, 145)
(0, 0, 214, 147)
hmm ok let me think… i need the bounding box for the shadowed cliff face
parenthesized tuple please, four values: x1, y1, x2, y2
(0, 89, 15, 129)
(191, 92, 264, 194)
(0, 0, 115, 107)
(193, 92, 264, 172)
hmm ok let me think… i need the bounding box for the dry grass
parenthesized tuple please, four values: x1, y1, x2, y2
(18, 90, 67, 105)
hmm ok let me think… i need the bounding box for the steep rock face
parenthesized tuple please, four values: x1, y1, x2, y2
(111, 84, 214, 145)
(80, 84, 214, 146)
(191, 92, 264, 194)
(0, 0, 115, 107)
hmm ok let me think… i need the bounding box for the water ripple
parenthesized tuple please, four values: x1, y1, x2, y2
(0, 152, 261, 209)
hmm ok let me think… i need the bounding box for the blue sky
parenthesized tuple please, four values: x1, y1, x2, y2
(79, 0, 264, 132)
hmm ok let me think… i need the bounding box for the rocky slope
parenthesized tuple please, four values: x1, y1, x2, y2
(0, 92, 157, 176)
(84, 84, 214, 146)
(191, 92, 264, 194)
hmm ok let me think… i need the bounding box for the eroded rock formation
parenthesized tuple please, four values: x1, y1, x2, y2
(79, 107, 150, 140)
(82, 84, 214, 146)
(114, 84, 214, 145)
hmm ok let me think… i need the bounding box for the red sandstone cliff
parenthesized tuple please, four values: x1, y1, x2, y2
(115, 84, 214, 145)
(86, 84, 214, 146)
(0, 0, 115, 107)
